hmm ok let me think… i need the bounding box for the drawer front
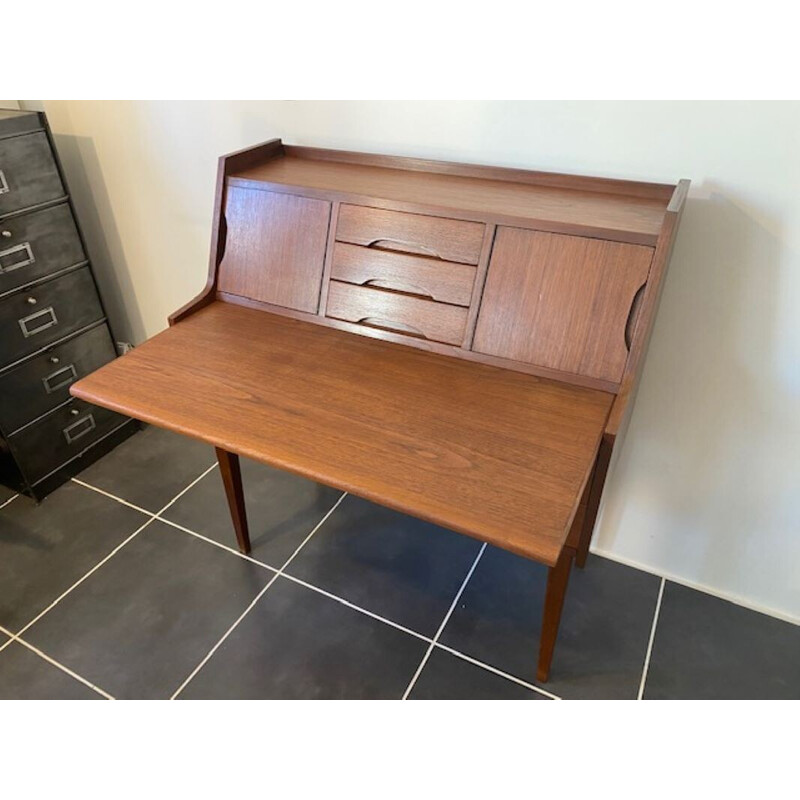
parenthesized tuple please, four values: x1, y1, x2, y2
(331, 242, 476, 307)
(0, 132, 65, 217)
(0, 267, 104, 365)
(326, 281, 468, 346)
(0, 324, 116, 434)
(0, 203, 86, 294)
(8, 397, 127, 485)
(336, 205, 485, 265)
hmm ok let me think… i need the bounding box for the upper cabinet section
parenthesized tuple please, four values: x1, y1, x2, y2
(199, 141, 685, 391)
(217, 187, 331, 313)
(229, 149, 671, 245)
(473, 228, 654, 383)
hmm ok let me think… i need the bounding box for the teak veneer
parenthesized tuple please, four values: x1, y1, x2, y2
(72, 139, 688, 683)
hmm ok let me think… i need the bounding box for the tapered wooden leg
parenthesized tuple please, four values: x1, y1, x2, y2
(537, 546, 575, 683)
(215, 447, 251, 554)
(576, 434, 613, 569)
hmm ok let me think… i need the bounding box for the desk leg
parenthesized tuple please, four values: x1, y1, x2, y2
(216, 448, 251, 555)
(576, 435, 613, 569)
(537, 546, 574, 683)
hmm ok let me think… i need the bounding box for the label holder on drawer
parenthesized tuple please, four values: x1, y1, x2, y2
(18, 306, 58, 338)
(42, 363, 78, 394)
(63, 413, 96, 444)
(0, 241, 35, 273)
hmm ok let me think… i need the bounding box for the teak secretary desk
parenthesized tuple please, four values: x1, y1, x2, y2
(71, 140, 688, 682)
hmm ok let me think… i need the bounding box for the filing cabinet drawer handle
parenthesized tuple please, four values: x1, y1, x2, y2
(18, 306, 58, 338)
(0, 241, 35, 273)
(63, 413, 96, 445)
(0, 169, 8, 195)
(42, 363, 78, 394)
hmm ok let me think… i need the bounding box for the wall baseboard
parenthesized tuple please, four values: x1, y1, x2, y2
(591, 546, 800, 627)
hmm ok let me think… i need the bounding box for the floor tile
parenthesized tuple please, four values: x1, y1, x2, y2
(0, 640, 101, 699)
(644, 582, 800, 699)
(76, 424, 216, 513)
(409, 648, 548, 700)
(0, 482, 149, 632)
(440, 548, 661, 699)
(23, 520, 273, 699)
(180, 576, 428, 699)
(162, 456, 342, 567)
(285, 496, 482, 637)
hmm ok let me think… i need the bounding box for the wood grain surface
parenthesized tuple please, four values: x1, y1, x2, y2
(217, 187, 331, 312)
(71, 302, 613, 566)
(473, 228, 654, 383)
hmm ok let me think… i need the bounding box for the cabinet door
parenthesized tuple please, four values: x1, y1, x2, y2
(473, 228, 653, 383)
(217, 187, 331, 313)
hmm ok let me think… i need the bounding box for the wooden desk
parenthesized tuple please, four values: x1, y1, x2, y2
(72, 140, 688, 682)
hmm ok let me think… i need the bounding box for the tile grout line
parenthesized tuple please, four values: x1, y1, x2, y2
(70, 478, 154, 516)
(280, 572, 433, 644)
(0, 623, 114, 700)
(434, 643, 561, 700)
(169, 492, 348, 700)
(0, 494, 19, 510)
(54, 478, 563, 700)
(11, 463, 221, 643)
(401, 542, 487, 700)
(637, 576, 666, 700)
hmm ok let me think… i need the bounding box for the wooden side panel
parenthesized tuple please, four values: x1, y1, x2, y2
(473, 228, 654, 383)
(217, 187, 331, 313)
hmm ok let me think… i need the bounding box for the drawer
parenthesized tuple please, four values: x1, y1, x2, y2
(336, 205, 485, 265)
(0, 203, 86, 295)
(326, 280, 468, 346)
(7, 397, 127, 485)
(0, 132, 65, 217)
(330, 242, 476, 307)
(0, 324, 116, 434)
(0, 267, 104, 366)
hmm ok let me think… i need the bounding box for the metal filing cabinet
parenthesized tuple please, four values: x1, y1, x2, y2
(0, 108, 136, 500)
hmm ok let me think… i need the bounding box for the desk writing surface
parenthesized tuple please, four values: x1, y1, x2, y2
(71, 302, 613, 565)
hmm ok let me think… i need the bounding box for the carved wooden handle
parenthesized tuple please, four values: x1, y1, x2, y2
(625, 283, 647, 350)
(365, 238, 442, 260)
(363, 278, 434, 300)
(357, 316, 428, 339)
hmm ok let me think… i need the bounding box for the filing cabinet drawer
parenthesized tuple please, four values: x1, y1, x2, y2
(336, 205, 485, 265)
(330, 242, 477, 306)
(0, 132, 65, 216)
(0, 267, 104, 365)
(0, 203, 86, 294)
(7, 398, 127, 485)
(0, 324, 116, 434)
(326, 280, 468, 345)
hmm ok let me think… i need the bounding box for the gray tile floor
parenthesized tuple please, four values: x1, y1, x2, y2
(1, 426, 798, 700)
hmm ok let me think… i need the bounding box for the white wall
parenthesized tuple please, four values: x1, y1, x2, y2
(25, 101, 800, 622)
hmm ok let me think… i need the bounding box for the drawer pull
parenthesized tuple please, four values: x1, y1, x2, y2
(363, 278, 434, 300)
(63, 412, 96, 444)
(0, 170, 8, 195)
(18, 305, 58, 337)
(0, 242, 35, 273)
(42, 363, 78, 394)
(358, 316, 427, 339)
(1, 230, 11, 238)
(49, 355, 60, 364)
(366, 238, 442, 260)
